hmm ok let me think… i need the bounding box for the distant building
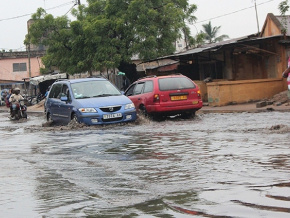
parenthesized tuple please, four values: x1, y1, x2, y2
(0, 19, 46, 94)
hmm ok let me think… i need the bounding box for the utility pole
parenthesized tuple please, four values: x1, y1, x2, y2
(27, 44, 31, 78)
(254, 0, 260, 33)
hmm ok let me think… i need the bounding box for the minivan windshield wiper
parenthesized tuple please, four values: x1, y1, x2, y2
(75, 96, 91, 99)
(93, 94, 116, 97)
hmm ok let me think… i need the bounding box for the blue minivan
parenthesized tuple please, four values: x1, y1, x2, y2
(45, 77, 137, 125)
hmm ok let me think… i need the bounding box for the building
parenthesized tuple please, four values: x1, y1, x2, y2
(0, 50, 45, 95)
(140, 13, 290, 106)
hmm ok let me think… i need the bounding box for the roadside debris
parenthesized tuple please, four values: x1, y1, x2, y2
(256, 91, 289, 108)
(269, 124, 290, 133)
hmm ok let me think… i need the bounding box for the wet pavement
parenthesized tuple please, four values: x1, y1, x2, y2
(0, 110, 289, 217)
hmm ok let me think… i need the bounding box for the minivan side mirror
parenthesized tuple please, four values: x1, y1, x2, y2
(60, 96, 68, 102)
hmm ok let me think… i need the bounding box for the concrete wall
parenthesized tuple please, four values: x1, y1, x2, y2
(0, 57, 42, 81)
(207, 78, 285, 106)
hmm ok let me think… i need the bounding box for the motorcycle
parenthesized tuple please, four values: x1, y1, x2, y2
(10, 100, 27, 120)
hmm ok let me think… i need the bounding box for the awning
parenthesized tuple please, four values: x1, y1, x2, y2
(29, 73, 68, 85)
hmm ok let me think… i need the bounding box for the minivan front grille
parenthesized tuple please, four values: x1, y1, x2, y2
(100, 106, 121, 112)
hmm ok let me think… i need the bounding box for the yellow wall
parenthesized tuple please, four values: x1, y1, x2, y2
(207, 78, 286, 106)
(194, 81, 208, 102)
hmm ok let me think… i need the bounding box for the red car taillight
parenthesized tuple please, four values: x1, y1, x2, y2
(197, 90, 201, 98)
(153, 94, 160, 103)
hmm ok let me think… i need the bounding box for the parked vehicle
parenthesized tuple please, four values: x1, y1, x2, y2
(125, 74, 203, 119)
(45, 77, 137, 125)
(10, 100, 27, 120)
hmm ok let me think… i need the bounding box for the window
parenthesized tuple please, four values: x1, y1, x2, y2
(134, 82, 145, 95)
(59, 84, 70, 99)
(143, 81, 153, 93)
(159, 77, 195, 91)
(125, 84, 136, 96)
(48, 84, 62, 99)
(13, 63, 27, 72)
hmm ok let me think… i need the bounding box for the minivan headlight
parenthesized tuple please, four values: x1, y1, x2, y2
(78, 108, 97, 113)
(125, 103, 135, 110)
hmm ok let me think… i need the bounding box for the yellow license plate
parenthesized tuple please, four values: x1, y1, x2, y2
(171, 95, 187, 101)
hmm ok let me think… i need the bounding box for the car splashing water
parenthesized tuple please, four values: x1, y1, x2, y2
(0, 111, 289, 217)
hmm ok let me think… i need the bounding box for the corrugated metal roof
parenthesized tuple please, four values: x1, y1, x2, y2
(154, 34, 285, 60)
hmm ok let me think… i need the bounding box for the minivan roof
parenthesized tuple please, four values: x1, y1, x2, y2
(55, 77, 107, 84)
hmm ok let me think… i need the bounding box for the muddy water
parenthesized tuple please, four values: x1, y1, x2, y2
(0, 111, 289, 217)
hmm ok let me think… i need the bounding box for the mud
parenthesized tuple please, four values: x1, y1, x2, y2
(0, 110, 289, 217)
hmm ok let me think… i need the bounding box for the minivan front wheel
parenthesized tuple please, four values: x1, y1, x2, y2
(71, 113, 79, 123)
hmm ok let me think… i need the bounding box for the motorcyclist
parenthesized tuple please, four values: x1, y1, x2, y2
(9, 87, 24, 118)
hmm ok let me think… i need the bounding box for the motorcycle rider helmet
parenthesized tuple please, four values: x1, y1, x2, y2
(14, 87, 20, 95)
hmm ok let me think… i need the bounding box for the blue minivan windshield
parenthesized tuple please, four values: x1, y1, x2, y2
(71, 80, 121, 99)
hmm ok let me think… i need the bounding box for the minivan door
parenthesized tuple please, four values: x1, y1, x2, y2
(58, 84, 73, 123)
(47, 83, 62, 121)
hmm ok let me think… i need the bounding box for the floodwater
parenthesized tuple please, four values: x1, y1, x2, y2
(0, 110, 289, 218)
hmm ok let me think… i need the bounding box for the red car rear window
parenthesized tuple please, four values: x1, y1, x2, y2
(158, 77, 195, 91)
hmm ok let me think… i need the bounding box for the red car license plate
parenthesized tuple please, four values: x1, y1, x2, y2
(171, 95, 187, 101)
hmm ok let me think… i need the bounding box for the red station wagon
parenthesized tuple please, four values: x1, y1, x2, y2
(125, 74, 203, 119)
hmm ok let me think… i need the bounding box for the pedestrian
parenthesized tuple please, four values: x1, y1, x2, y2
(44, 86, 51, 98)
(5, 88, 14, 108)
(1, 89, 8, 105)
(282, 66, 290, 105)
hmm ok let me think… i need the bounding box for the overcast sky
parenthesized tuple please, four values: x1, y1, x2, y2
(0, 0, 283, 51)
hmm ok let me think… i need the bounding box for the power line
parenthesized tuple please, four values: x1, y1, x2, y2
(195, 0, 275, 24)
(0, 1, 75, 22)
(65, 2, 78, 15)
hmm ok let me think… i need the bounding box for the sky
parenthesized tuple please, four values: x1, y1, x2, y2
(0, 0, 284, 51)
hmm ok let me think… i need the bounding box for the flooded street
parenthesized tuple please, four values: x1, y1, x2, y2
(0, 111, 289, 217)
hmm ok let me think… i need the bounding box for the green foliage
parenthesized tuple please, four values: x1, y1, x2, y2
(25, 0, 197, 75)
(190, 32, 206, 47)
(279, 0, 289, 34)
(279, 0, 289, 14)
(201, 21, 229, 44)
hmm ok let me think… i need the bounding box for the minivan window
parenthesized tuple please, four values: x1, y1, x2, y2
(71, 80, 121, 99)
(134, 82, 145, 95)
(143, 81, 153, 93)
(48, 83, 62, 98)
(158, 77, 195, 91)
(59, 84, 70, 100)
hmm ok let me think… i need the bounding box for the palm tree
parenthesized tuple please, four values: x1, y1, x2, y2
(201, 21, 229, 44)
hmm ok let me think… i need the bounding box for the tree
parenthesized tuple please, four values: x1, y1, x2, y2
(201, 21, 229, 44)
(179, 4, 198, 48)
(190, 32, 206, 48)
(279, 0, 289, 35)
(25, 0, 197, 78)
